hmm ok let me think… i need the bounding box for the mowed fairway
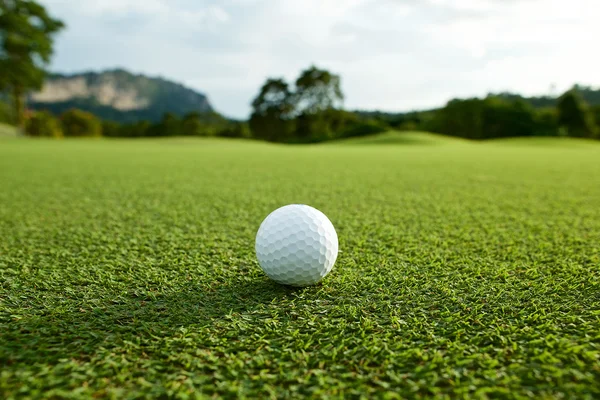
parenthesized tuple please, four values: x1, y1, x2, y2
(1, 133, 599, 398)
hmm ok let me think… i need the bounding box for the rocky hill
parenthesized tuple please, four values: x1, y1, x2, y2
(28, 69, 213, 123)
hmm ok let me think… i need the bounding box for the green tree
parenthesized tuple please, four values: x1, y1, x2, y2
(162, 112, 182, 136)
(196, 111, 231, 136)
(557, 89, 598, 138)
(534, 108, 559, 137)
(61, 109, 102, 137)
(482, 97, 536, 138)
(145, 113, 181, 137)
(218, 121, 251, 138)
(119, 121, 150, 138)
(591, 105, 600, 138)
(0, 99, 13, 123)
(294, 65, 343, 114)
(251, 78, 294, 116)
(0, 0, 65, 131)
(292, 66, 346, 142)
(249, 78, 296, 141)
(326, 109, 388, 140)
(181, 112, 203, 136)
(295, 111, 333, 141)
(437, 98, 485, 139)
(101, 120, 121, 138)
(25, 110, 62, 137)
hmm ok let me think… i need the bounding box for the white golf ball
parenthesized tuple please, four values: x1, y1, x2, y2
(255, 204, 339, 287)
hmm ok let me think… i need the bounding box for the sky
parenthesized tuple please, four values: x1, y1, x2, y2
(40, 0, 599, 119)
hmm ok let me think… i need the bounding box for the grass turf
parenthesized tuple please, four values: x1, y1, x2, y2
(0, 123, 17, 138)
(1, 133, 599, 399)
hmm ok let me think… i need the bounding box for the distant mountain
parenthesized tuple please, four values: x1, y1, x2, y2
(27, 69, 214, 123)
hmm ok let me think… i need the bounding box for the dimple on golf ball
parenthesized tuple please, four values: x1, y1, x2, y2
(255, 204, 339, 287)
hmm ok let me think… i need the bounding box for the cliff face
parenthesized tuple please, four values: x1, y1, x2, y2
(28, 69, 214, 123)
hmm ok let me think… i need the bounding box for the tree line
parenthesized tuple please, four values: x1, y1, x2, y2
(245, 72, 600, 142)
(19, 108, 251, 139)
(422, 88, 599, 140)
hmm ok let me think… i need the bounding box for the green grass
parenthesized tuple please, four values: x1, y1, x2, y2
(488, 136, 600, 148)
(0, 123, 17, 137)
(1, 134, 599, 399)
(330, 130, 465, 145)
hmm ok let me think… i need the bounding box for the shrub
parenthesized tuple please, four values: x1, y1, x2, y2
(218, 122, 251, 138)
(61, 109, 102, 137)
(101, 120, 122, 137)
(119, 121, 151, 138)
(481, 97, 536, 138)
(557, 90, 598, 138)
(533, 108, 559, 136)
(25, 111, 63, 138)
(339, 119, 388, 139)
(249, 110, 297, 142)
(590, 105, 600, 139)
(0, 100, 14, 124)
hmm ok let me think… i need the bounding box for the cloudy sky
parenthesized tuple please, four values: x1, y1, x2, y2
(40, 0, 598, 118)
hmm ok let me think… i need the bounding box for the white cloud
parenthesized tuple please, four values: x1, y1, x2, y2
(40, 0, 600, 118)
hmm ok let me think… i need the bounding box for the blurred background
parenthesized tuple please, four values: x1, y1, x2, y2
(1, 0, 598, 142)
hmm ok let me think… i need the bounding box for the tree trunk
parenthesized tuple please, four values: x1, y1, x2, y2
(13, 86, 25, 135)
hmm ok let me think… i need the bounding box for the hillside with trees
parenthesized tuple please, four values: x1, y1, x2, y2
(28, 69, 214, 123)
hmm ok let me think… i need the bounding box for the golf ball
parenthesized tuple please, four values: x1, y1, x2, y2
(255, 204, 338, 287)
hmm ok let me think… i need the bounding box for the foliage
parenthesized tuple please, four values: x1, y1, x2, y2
(96, 111, 243, 139)
(144, 112, 234, 137)
(189, 111, 231, 136)
(218, 121, 251, 138)
(119, 121, 152, 138)
(101, 120, 121, 138)
(146, 112, 182, 137)
(491, 92, 558, 109)
(435, 98, 485, 139)
(491, 84, 600, 108)
(249, 78, 296, 142)
(251, 78, 294, 117)
(181, 112, 205, 136)
(534, 108, 560, 137)
(1, 138, 599, 398)
(348, 85, 600, 142)
(249, 108, 297, 142)
(557, 89, 598, 138)
(294, 65, 343, 114)
(294, 111, 334, 142)
(430, 95, 592, 140)
(0, 0, 64, 128)
(575, 85, 600, 107)
(249, 66, 376, 143)
(338, 119, 388, 139)
(60, 109, 102, 137)
(24, 110, 62, 137)
(0, 100, 13, 124)
(593, 105, 600, 130)
(481, 97, 537, 138)
(288, 110, 387, 143)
